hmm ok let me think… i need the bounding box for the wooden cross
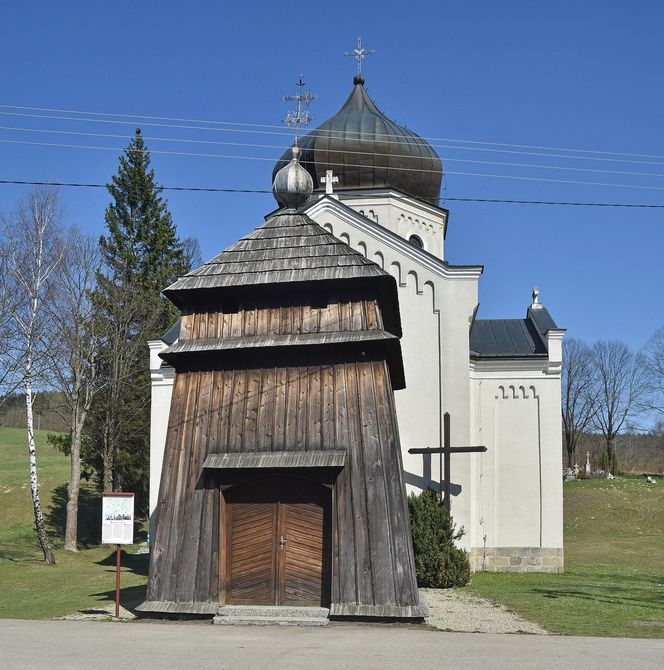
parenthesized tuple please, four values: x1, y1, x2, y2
(408, 412, 487, 512)
(320, 170, 339, 195)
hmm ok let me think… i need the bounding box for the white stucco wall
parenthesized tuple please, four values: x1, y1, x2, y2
(469, 359, 564, 552)
(148, 339, 175, 538)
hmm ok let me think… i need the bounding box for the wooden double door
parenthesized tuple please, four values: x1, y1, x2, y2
(222, 476, 331, 607)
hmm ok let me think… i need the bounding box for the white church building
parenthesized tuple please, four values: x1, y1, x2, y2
(148, 72, 565, 574)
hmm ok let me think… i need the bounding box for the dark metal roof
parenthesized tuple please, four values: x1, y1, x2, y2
(273, 79, 442, 204)
(161, 319, 180, 345)
(470, 317, 548, 358)
(527, 306, 559, 337)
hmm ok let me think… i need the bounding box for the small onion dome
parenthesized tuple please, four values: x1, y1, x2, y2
(272, 145, 314, 209)
(272, 76, 443, 204)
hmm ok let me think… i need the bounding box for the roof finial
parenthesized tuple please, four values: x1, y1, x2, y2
(531, 287, 542, 310)
(344, 36, 375, 85)
(284, 75, 315, 146)
(272, 144, 314, 210)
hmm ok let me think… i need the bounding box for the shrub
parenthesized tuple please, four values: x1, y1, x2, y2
(407, 488, 471, 588)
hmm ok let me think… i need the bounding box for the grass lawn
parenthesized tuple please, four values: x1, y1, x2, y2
(2, 426, 664, 636)
(468, 477, 664, 637)
(0, 427, 147, 619)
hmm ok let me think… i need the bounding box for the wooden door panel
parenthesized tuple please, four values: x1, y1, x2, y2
(282, 501, 325, 605)
(223, 477, 330, 607)
(227, 502, 277, 605)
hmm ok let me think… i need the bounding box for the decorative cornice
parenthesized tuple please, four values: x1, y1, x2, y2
(305, 197, 483, 281)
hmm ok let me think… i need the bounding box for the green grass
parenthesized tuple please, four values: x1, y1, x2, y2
(2, 426, 664, 634)
(0, 427, 148, 619)
(468, 476, 664, 637)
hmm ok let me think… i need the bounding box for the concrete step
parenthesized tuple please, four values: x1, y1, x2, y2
(213, 605, 329, 626)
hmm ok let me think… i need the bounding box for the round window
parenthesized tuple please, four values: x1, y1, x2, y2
(409, 234, 423, 249)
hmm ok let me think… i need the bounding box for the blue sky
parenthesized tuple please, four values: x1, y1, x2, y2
(1, 1, 662, 353)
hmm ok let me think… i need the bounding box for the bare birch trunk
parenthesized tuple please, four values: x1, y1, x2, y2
(25, 370, 55, 564)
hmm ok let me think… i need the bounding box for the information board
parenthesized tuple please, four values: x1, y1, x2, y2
(102, 492, 134, 545)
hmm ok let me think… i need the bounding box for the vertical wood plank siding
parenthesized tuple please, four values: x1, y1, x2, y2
(147, 294, 418, 611)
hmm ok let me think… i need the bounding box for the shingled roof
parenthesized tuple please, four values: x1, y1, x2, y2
(163, 210, 401, 335)
(165, 211, 387, 293)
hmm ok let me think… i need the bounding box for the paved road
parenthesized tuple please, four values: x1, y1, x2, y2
(1, 619, 663, 669)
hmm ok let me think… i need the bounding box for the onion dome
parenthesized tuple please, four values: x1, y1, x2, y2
(272, 76, 442, 204)
(272, 145, 314, 210)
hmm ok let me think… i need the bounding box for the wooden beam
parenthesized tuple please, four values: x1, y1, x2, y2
(407, 446, 487, 455)
(407, 412, 487, 513)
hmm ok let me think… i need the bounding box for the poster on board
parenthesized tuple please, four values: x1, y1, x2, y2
(102, 492, 134, 545)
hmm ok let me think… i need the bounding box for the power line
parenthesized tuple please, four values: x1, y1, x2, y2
(1, 102, 663, 161)
(5, 109, 664, 171)
(5, 136, 664, 191)
(2, 179, 664, 208)
(4, 125, 664, 179)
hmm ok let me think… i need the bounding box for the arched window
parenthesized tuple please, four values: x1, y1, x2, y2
(409, 234, 424, 249)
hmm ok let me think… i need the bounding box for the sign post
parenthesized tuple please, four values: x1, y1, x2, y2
(101, 492, 134, 618)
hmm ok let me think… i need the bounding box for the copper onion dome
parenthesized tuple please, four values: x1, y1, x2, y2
(272, 77, 443, 204)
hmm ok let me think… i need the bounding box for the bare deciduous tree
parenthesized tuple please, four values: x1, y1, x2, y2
(0, 235, 23, 409)
(590, 339, 649, 474)
(645, 326, 664, 416)
(562, 338, 596, 468)
(48, 228, 102, 551)
(3, 187, 65, 564)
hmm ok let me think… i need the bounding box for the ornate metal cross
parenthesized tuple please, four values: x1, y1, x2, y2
(284, 75, 315, 145)
(408, 412, 487, 512)
(344, 36, 376, 76)
(320, 169, 339, 195)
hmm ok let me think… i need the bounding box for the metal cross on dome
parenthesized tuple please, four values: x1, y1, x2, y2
(344, 36, 376, 76)
(284, 75, 316, 145)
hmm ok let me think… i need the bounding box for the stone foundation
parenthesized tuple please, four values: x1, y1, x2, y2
(470, 547, 564, 573)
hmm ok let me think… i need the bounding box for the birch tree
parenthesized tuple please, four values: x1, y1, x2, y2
(4, 187, 65, 564)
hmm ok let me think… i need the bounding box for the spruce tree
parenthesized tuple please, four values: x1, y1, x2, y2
(89, 129, 191, 511)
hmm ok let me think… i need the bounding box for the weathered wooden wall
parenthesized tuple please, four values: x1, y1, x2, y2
(146, 293, 420, 614)
(179, 291, 383, 340)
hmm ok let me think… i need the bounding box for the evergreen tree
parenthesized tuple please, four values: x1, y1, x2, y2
(88, 129, 192, 511)
(408, 488, 470, 588)
(99, 128, 188, 335)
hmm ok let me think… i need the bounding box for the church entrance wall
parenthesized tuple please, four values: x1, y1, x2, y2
(221, 476, 331, 607)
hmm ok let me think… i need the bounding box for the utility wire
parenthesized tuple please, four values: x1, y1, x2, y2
(4, 137, 664, 191)
(3, 109, 664, 169)
(4, 125, 664, 178)
(2, 178, 664, 208)
(1, 102, 663, 161)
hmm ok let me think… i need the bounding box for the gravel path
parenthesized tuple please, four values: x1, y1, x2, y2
(58, 591, 547, 634)
(420, 588, 548, 634)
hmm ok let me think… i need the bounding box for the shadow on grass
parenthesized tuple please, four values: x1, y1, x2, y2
(96, 548, 150, 576)
(90, 548, 149, 611)
(45, 484, 147, 548)
(530, 582, 664, 612)
(45, 483, 102, 548)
